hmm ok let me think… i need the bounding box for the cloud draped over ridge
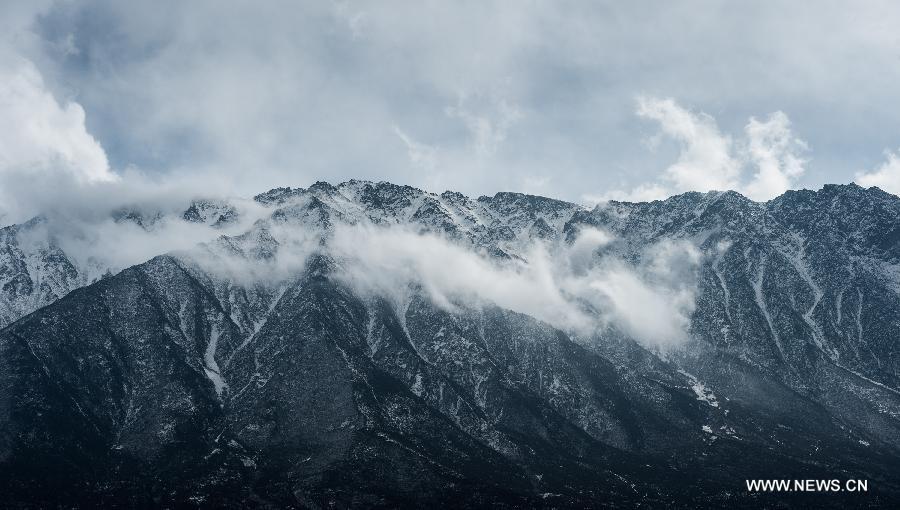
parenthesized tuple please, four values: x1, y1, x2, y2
(328, 224, 701, 350)
(10, 190, 704, 350)
(594, 97, 808, 203)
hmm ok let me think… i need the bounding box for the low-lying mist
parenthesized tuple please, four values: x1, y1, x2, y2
(7, 188, 270, 281)
(326, 224, 701, 351)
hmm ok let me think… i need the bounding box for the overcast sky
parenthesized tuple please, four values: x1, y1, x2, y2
(3, 0, 900, 219)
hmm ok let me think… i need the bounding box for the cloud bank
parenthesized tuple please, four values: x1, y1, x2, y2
(4, 1, 900, 203)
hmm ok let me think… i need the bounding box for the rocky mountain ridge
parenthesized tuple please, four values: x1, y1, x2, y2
(1, 180, 899, 507)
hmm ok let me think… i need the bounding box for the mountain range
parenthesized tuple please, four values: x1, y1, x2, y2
(1, 180, 899, 508)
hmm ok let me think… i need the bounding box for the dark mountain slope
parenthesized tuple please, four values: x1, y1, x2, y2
(2, 251, 899, 507)
(1, 182, 900, 507)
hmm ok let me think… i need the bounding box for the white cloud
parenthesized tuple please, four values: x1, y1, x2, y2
(587, 266, 692, 344)
(330, 224, 700, 350)
(0, 56, 114, 183)
(331, 224, 586, 329)
(599, 97, 807, 203)
(855, 149, 900, 195)
(636, 96, 739, 192)
(31, 190, 270, 279)
(0, 51, 117, 222)
(742, 111, 808, 201)
(183, 217, 320, 286)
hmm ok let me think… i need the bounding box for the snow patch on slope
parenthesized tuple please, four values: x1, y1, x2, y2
(203, 324, 228, 396)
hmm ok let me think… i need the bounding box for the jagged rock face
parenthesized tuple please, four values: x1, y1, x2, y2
(0, 198, 249, 329)
(1, 181, 900, 508)
(183, 199, 240, 228)
(569, 187, 900, 419)
(569, 187, 900, 465)
(0, 217, 94, 328)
